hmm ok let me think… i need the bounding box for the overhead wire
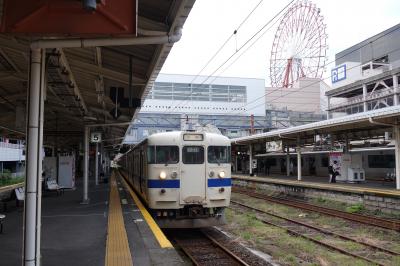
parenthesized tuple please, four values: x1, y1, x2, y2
(229, 44, 400, 117)
(187, 41, 400, 125)
(189, 0, 264, 84)
(221, 24, 400, 116)
(160, 0, 265, 115)
(167, 0, 295, 113)
(143, 4, 400, 130)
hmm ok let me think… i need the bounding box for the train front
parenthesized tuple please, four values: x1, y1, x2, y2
(147, 131, 231, 228)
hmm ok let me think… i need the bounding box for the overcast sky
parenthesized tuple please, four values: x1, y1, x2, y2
(161, 0, 400, 86)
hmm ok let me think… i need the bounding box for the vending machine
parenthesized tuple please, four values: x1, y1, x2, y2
(58, 155, 75, 189)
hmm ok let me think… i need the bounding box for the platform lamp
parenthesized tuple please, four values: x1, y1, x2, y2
(82, 0, 97, 11)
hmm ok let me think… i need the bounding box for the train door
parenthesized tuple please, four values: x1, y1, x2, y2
(180, 146, 206, 204)
(139, 149, 143, 194)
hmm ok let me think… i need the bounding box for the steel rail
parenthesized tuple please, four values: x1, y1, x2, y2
(230, 202, 387, 266)
(174, 230, 249, 266)
(202, 231, 250, 266)
(233, 187, 400, 231)
(231, 200, 400, 256)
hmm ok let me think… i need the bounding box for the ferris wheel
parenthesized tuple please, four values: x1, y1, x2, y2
(270, 0, 328, 88)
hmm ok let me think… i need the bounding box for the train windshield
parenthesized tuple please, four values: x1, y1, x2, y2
(208, 146, 231, 164)
(148, 145, 179, 164)
(182, 146, 204, 164)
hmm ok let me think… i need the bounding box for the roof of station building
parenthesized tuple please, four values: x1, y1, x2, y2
(231, 105, 400, 145)
(0, 0, 196, 153)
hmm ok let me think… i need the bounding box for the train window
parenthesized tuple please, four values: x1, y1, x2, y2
(208, 146, 231, 164)
(147, 146, 155, 164)
(156, 146, 179, 164)
(183, 146, 204, 164)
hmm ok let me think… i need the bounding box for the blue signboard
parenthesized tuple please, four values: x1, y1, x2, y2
(331, 64, 346, 83)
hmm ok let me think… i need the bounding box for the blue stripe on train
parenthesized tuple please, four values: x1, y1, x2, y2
(207, 178, 231, 187)
(148, 179, 180, 188)
(147, 178, 231, 188)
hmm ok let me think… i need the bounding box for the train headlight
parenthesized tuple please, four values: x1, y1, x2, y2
(209, 171, 214, 177)
(218, 171, 225, 178)
(159, 171, 167, 179)
(171, 171, 178, 178)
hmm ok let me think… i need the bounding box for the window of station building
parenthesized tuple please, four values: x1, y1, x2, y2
(192, 83, 209, 92)
(265, 158, 277, 166)
(153, 93, 172, 100)
(154, 82, 173, 91)
(183, 146, 204, 164)
(173, 83, 191, 92)
(211, 95, 229, 102)
(321, 156, 329, 167)
(368, 155, 394, 168)
(228, 85, 246, 103)
(211, 84, 228, 93)
(208, 146, 231, 164)
(173, 94, 191, 100)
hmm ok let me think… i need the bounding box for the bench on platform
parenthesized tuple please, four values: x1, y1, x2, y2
(15, 187, 25, 207)
(46, 179, 64, 195)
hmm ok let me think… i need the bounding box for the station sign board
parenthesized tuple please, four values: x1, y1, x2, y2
(331, 64, 346, 84)
(91, 132, 102, 143)
(266, 140, 283, 152)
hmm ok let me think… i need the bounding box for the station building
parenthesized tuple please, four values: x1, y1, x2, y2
(327, 23, 400, 117)
(0, 138, 25, 176)
(124, 74, 267, 143)
(232, 23, 400, 192)
(265, 77, 328, 129)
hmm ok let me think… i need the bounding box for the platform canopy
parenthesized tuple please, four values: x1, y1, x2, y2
(0, 0, 195, 153)
(232, 106, 400, 146)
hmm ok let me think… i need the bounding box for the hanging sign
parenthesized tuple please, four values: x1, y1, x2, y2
(91, 132, 102, 143)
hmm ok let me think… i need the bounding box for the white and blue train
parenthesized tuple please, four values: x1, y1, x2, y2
(121, 131, 231, 228)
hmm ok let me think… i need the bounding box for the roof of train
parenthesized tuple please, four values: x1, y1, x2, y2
(147, 131, 230, 144)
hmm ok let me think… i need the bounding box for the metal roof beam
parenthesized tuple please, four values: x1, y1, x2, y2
(57, 49, 88, 114)
(0, 48, 21, 73)
(68, 59, 146, 85)
(94, 47, 106, 118)
(137, 16, 169, 33)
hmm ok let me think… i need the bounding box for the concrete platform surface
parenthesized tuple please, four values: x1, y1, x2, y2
(232, 173, 400, 197)
(0, 175, 184, 266)
(0, 179, 109, 266)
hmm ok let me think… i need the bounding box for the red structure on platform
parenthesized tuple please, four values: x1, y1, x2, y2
(0, 0, 137, 36)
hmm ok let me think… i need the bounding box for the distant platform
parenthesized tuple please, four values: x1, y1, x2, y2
(232, 174, 400, 214)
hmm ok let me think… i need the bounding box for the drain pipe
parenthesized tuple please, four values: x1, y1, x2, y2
(31, 28, 182, 49)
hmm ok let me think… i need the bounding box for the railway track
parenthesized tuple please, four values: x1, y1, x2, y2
(233, 187, 400, 231)
(173, 229, 250, 266)
(230, 200, 400, 266)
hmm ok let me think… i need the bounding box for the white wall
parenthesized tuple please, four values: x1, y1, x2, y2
(0, 146, 25, 161)
(265, 77, 325, 113)
(141, 73, 266, 116)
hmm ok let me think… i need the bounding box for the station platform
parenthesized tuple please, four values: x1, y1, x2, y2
(232, 173, 400, 197)
(0, 172, 183, 266)
(232, 174, 400, 215)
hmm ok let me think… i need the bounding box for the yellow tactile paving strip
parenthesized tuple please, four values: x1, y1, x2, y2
(232, 175, 400, 197)
(118, 172, 173, 249)
(0, 182, 24, 193)
(105, 173, 133, 266)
